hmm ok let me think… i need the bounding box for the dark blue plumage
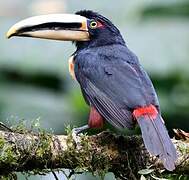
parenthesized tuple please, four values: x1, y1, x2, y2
(74, 10, 177, 171)
(74, 44, 158, 128)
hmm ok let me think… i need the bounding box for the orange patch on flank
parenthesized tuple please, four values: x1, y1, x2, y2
(68, 56, 76, 80)
(88, 107, 104, 128)
(133, 104, 158, 119)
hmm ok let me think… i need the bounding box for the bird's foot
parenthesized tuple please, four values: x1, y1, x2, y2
(71, 125, 89, 149)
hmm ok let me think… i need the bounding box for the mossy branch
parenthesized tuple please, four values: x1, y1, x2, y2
(0, 129, 188, 179)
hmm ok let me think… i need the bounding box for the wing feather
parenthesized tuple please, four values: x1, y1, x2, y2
(82, 77, 134, 128)
(74, 45, 159, 129)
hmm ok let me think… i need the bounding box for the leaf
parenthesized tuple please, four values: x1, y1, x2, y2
(138, 169, 154, 175)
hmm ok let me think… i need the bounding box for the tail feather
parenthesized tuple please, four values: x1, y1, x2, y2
(135, 113, 177, 171)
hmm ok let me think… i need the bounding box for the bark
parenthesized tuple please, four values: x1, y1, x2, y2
(0, 130, 188, 179)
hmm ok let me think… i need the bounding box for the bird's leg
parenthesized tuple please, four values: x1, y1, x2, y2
(72, 125, 89, 149)
(72, 106, 104, 149)
(72, 124, 89, 135)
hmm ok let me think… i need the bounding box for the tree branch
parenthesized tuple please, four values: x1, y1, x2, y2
(0, 129, 188, 179)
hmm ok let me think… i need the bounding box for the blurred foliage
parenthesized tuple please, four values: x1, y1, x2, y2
(141, 1, 189, 18)
(0, 67, 64, 92)
(0, 0, 189, 179)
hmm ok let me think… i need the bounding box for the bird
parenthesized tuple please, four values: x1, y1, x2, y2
(7, 10, 177, 171)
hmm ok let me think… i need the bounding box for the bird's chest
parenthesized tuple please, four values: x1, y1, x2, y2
(68, 54, 95, 82)
(74, 52, 100, 81)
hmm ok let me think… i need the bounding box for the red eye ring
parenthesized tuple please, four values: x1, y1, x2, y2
(97, 21, 104, 28)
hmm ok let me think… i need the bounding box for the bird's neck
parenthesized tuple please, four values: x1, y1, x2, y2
(75, 34, 125, 50)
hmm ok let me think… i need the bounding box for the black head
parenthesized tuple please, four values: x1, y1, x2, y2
(75, 10, 125, 50)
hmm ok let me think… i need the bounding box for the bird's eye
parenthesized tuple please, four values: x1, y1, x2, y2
(90, 21, 98, 29)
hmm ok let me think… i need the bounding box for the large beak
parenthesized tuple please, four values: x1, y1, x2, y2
(6, 14, 89, 41)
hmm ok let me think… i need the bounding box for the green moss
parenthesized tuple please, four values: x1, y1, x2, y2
(0, 136, 18, 167)
(178, 142, 189, 154)
(0, 136, 20, 179)
(61, 131, 111, 179)
(35, 130, 52, 167)
(0, 173, 17, 180)
(11, 118, 42, 134)
(11, 120, 28, 134)
(0, 120, 53, 177)
(163, 174, 189, 180)
(0, 137, 5, 149)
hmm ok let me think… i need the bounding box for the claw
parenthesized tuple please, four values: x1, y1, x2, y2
(71, 125, 89, 149)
